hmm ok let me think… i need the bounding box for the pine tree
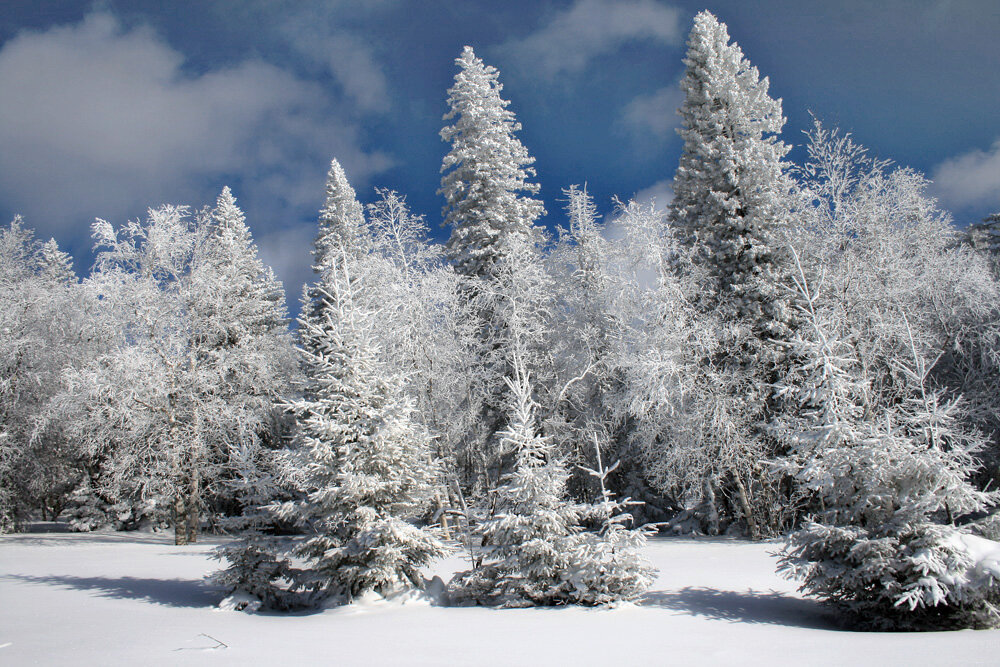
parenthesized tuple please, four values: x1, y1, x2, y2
(664, 11, 798, 536)
(440, 45, 544, 280)
(315, 159, 367, 270)
(38, 238, 76, 285)
(450, 364, 656, 606)
(967, 212, 1000, 254)
(450, 368, 583, 606)
(284, 180, 447, 602)
(438, 46, 553, 491)
(775, 249, 1000, 630)
(569, 439, 657, 605)
(670, 10, 794, 339)
(203, 187, 300, 602)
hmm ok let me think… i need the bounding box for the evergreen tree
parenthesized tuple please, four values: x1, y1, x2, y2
(967, 212, 1000, 254)
(664, 11, 798, 536)
(38, 238, 76, 285)
(440, 45, 544, 280)
(450, 362, 655, 606)
(450, 368, 583, 606)
(283, 175, 447, 602)
(438, 45, 554, 492)
(670, 10, 794, 339)
(315, 158, 367, 269)
(202, 186, 301, 601)
(775, 250, 1000, 630)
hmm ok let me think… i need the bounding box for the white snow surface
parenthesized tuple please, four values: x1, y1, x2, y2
(1, 531, 997, 666)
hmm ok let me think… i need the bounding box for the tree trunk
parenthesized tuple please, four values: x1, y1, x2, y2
(701, 473, 720, 536)
(731, 468, 760, 540)
(185, 468, 200, 544)
(435, 489, 451, 540)
(174, 486, 188, 546)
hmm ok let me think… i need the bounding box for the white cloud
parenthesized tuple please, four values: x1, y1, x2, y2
(930, 139, 1000, 212)
(0, 11, 391, 242)
(632, 179, 674, 211)
(621, 84, 683, 142)
(502, 0, 683, 79)
(277, 16, 391, 113)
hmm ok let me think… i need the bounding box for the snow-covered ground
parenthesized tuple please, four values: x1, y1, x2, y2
(1, 531, 996, 666)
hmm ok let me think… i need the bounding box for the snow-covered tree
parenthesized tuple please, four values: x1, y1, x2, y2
(282, 186, 447, 602)
(792, 120, 1000, 494)
(670, 10, 795, 340)
(451, 362, 655, 606)
(656, 11, 802, 536)
(38, 238, 76, 285)
(315, 158, 368, 269)
(0, 220, 105, 530)
(775, 248, 1000, 629)
(440, 45, 544, 280)
(363, 189, 478, 532)
(212, 440, 296, 611)
(438, 46, 554, 494)
(59, 195, 294, 544)
(449, 368, 584, 606)
(967, 212, 1000, 254)
(544, 187, 619, 486)
(569, 439, 657, 605)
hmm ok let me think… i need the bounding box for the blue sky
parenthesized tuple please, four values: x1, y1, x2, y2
(2, 1, 998, 303)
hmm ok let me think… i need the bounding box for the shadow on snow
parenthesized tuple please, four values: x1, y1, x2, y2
(640, 587, 835, 630)
(3, 573, 220, 609)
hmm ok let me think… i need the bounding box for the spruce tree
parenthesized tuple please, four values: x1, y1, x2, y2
(670, 10, 794, 339)
(205, 187, 299, 604)
(283, 165, 447, 603)
(288, 248, 447, 601)
(315, 158, 367, 269)
(450, 368, 583, 606)
(38, 238, 76, 285)
(665, 11, 797, 536)
(438, 46, 553, 491)
(968, 212, 1000, 254)
(440, 45, 544, 280)
(775, 252, 1000, 630)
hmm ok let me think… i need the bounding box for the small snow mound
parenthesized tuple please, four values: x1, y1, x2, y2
(217, 591, 262, 613)
(340, 581, 447, 613)
(952, 532, 1000, 580)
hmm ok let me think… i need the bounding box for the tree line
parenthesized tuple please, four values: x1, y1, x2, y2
(2, 11, 999, 628)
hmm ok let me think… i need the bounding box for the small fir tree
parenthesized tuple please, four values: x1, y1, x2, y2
(450, 368, 583, 606)
(775, 249, 1000, 630)
(285, 239, 446, 603)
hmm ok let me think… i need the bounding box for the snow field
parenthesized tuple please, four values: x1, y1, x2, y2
(1, 532, 997, 666)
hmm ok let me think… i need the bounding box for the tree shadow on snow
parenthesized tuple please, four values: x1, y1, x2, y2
(640, 587, 835, 630)
(4, 573, 221, 609)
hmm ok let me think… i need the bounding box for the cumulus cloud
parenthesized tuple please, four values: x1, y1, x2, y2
(621, 84, 683, 142)
(632, 179, 674, 211)
(276, 15, 391, 113)
(0, 11, 391, 243)
(931, 139, 1000, 212)
(502, 0, 683, 79)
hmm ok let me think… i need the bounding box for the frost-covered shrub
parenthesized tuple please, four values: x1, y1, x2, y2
(212, 443, 298, 611)
(775, 248, 1000, 630)
(450, 372, 655, 607)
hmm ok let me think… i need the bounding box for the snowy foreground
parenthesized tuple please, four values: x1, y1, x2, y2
(2, 532, 997, 666)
